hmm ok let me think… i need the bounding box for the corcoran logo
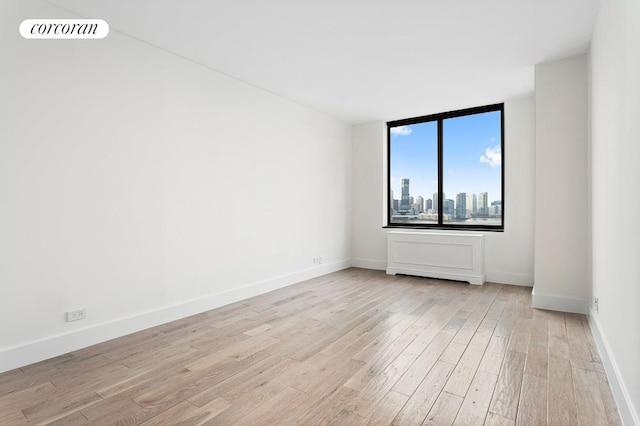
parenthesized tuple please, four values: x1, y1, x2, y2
(20, 19, 109, 39)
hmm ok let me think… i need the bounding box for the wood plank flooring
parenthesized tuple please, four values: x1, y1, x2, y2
(0, 268, 622, 425)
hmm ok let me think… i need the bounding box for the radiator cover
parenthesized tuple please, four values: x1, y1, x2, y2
(386, 231, 485, 285)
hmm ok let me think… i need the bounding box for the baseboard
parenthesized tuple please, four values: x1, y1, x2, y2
(350, 258, 387, 271)
(531, 287, 588, 314)
(588, 309, 639, 426)
(0, 259, 351, 373)
(485, 271, 533, 287)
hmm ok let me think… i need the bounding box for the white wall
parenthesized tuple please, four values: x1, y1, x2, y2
(486, 97, 535, 285)
(351, 121, 387, 270)
(532, 54, 589, 314)
(0, 1, 352, 372)
(351, 97, 536, 286)
(589, 0, 640, 423)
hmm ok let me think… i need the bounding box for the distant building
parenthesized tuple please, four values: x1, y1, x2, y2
(426, 198, 433, 211)
(433, 192, 447, 213)
(400, 178, 411, 211)
(444, 199, 455, 216)
(418, 212, 438, 221)
(478, 192, 488, 216)
(456, 193, 467, 219)
(466, 193, 477, 216)
(416, 196, 424, 213)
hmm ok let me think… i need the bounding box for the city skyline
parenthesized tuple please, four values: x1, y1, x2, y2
(390, 110, 502, 201)
(391, 189, 501, 208)
(391, 179, 501, 218)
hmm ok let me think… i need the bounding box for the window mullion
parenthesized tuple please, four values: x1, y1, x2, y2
(437, 118, 443, 225)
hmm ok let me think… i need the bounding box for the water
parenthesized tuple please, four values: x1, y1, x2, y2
(391, 216, 502, 225)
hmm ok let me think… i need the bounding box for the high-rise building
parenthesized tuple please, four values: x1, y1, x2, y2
(416, 196, 424, 213)
(466, 193, 477, 216)
(478, 192, 488, 216)
(490, 200, 502, 216)
(456, 193, 467, 219)
(444, 199, 454, 216)
(433, 192, 445, 213)
(426, 198, 433, 211)
(401, 178, 411, 211)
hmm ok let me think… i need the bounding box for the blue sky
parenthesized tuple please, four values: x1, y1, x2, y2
(390, 110, 502, 204)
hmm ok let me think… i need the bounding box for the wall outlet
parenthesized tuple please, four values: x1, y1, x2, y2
(66, 308, 86, 322)
(318, 257, 323, 264)
(594, 298, 599, 312)
(313, 257, 319, 264)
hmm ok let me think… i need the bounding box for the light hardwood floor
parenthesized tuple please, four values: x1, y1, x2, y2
(0, 268, 622, 425)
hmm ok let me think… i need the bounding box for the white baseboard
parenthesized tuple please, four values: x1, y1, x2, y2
(485, 271, 533, 287)
(350, 258, 387, 271)
(531, 287, 588, 314)
(588, 309, 639, 426)
(0, 259, 351, 373)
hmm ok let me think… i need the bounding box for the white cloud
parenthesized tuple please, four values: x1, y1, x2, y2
(480, 146, 501, 168)
(390, 126, 412, 136)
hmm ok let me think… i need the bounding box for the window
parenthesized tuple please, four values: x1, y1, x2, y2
(387, 103, 504, 230)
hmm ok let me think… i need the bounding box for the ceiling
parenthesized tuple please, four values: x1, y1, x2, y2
(46, 0, 599, 123)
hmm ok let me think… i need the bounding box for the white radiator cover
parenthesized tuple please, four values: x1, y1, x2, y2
(386, 231, 485, 285)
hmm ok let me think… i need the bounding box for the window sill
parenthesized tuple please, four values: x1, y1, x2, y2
(383, 225, 503, 232)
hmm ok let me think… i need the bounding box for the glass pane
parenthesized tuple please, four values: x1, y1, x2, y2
(389, 122, 438, 225)
(442, 110, 502, 226)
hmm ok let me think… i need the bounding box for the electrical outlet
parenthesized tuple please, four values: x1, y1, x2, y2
(594, 298, 599, 312)
(318, 257, 323, 264)
(66, 309, 86, 322)
(313, 257, 319, 264)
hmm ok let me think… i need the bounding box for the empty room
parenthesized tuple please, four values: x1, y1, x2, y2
(1, 0, 638, 425)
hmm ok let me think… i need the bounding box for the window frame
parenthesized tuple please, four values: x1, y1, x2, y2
(386, 103, 505, 231)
